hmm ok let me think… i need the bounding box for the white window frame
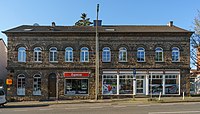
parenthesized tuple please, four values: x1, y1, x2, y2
(137, 47, 145, 62)
(33, 74, 41, 95)
(119, 47, 127, 62)
(18, 47, 26, 62)
(49, 47, 58, 62)
(80, 47, 89, 62)
(172, 47, 180, 62)
(155, 47, 163, 62)
(34, 47, 42, 62)
(102, 47, 111, 62)
(17, 74, 25, 95)
(65, 47, 73, 62)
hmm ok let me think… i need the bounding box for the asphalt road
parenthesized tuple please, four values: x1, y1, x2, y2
(1, 102, 200, 114)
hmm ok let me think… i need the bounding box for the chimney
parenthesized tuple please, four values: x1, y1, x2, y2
(93, 20, 102, 26)
(52, 22, 56, 27)
(168, 21, 173, 27)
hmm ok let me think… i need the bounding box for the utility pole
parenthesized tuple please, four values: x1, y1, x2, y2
(95, 4, 99, 101)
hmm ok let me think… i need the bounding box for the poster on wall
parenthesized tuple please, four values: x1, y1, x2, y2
(103, 83, 117, 95)
(165, 84, 179, 94)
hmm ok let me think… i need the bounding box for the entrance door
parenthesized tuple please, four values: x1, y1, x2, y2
(136, 79, 145, 94)
(48, 73, 57, 98)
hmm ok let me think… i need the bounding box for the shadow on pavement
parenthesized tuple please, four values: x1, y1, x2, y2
(0, 104, 49, 108)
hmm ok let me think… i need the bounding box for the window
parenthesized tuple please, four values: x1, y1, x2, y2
(149, 74, 163, 94)
(102, 47, 111, 62)
(119, 47, 127, 62)
(34, 47, 42, 62)
(65, 79, 88, 95)
(102, 75, 117, 95)
(17, 74, 25, 95)
(49, 47, 58, 62)
(172, 47, 180, 62)
(155, 47, 163, 62)
(165, 74, 179, 94)
(18, 47, 26, 62)
(33, 75, 41, 95)
(65, 47, 73, 62)
(80, 47, 89, 62)
(119, 75, 133, 94)
(137, 47, 145, 62)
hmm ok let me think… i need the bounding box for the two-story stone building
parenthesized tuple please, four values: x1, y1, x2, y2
(3, 21, 193, 101)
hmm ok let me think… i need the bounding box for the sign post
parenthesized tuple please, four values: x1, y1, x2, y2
(133, 68, 136, 100)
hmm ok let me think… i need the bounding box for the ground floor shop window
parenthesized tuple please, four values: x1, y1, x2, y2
(119, 75, 133, 94)
(102, 75, 117, 95)
(165, 74, 179, 94)
(65, 79, 88, 95)
(149, 74, 179, 95)
(149, 74, 163, 95)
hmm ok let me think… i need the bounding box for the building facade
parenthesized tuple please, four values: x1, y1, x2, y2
(0, 38, 7, 88)
(3, 22, 193, 101)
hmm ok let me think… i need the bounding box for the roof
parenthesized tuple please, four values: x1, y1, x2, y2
(2, 24, 193, 33)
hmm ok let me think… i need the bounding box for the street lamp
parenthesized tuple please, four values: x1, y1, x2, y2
(95, 4, 99, 101)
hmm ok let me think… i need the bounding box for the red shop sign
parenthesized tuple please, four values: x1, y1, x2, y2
(64, 72, 90, 77)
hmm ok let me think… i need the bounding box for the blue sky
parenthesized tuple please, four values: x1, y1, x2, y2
(0, 0, 199, 44)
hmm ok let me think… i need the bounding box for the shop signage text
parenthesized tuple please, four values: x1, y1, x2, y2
(64, 72, 89, 77)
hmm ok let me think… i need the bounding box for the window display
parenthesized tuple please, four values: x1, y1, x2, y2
(65, 79, 88, 95)
(165, 74, 179, 94)
(149, 74, 163, 95)
(102, 75, 117, 95)
(119, 75, 133, 94)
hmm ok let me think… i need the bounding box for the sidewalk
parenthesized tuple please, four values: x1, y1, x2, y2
(4, 97, 200, 107)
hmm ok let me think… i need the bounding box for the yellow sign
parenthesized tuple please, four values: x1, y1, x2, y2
(6, 79, 12, 85)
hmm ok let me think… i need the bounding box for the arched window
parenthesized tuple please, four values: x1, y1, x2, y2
(80, 47, 89, 62)
(34, 47, 42, 62)
(119, 47, 127, 62)
(33, 74, 41, 95)
(18, 47, 26, 62)
(155, 47, 163, 62)
(17, 74, 25, 95)
(102, 47, 111, 62)
(137, 47, 145, 62)
(172, 47, 180, 62)
(49, 47, 58, 62)
(65, 47, 73, 62)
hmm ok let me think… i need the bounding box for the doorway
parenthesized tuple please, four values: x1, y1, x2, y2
(48, 73, 57, 98)
(136, 78, 145, 94)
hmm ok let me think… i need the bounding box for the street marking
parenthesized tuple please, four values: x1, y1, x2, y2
(139, 104, 151, 106)
(112, 105, 127, 108)
(65, 108, 78, 110)
(89, 107, 103, 109)
(14, 109, 28, 112)
(39, 108, 53, 111)
(149, 111, 200, 114)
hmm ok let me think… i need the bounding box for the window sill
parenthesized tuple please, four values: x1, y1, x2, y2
(118, 61, 127, 63)
(49, 61, 58, 63)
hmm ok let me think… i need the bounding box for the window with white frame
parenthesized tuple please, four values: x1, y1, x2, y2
(172, 47, 180, 62)
(137, 47, 145, 62)
(65, 47, 73, 62)
(119, 47, 127, 62)
(165, 74, 179, 94)
(18, 47, 26, 62)
(102, 75, 117, 95)
(155, 47, 163, 62)
(34, 47, 42, 62)
(102, 47, 111, 62)
(149, 74, 163, 95)
(17, 74, 25, 95)
(49, 47, 58, 62)
(33, 74, 41, 95)
(119, 75, 133, 94)
(80, 47, 89, 62)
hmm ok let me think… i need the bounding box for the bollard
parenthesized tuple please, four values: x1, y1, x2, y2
(159, 92, 161, 101)
(183, 92, 185, 100)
